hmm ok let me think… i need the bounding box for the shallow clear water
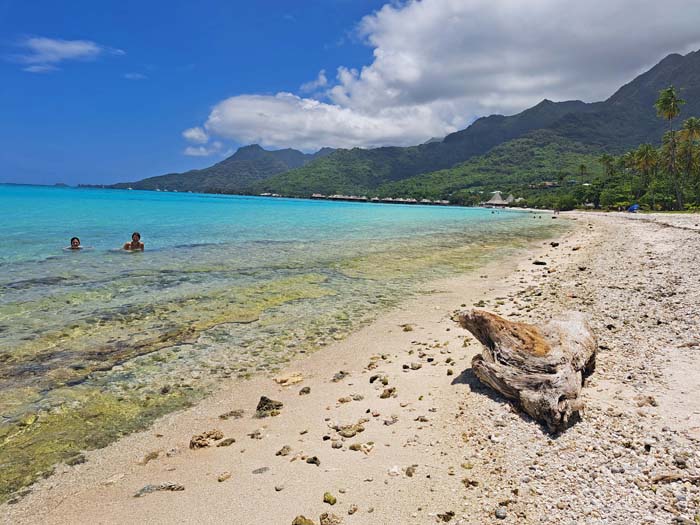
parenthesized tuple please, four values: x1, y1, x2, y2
(0, 184, 562, 499)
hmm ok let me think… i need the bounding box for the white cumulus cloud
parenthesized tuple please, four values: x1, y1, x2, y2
(187, 0, 700, 151)
(12, 36, 124, 73)
(300, 69, 328, 93)
(182, 126, 209, 144)
(184, 141, 223, 157)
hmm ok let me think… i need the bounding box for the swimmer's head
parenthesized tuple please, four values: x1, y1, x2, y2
(70, 237, 80, 248)
(131, 232, 141, 242)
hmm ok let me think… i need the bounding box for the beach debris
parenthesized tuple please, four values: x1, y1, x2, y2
(137, 451, 159, 465)
(348, 443, 373, 454)
(333, 419, 367, 438)
(252, 467, 270, 474)
(383, 415, 399, 426)
(276, 445, 292, 456)
(299, 386, 311, 395)
(189, 429, 224, 449)
(380, 387, 396, 399)
(634, 394, 658, 407)
(455, 309, 596, 432)
(217, 437, 236, 447)
(331, 370, 350, 382)
(437, 510, 455, 522)
(292, 516, 315, 525)
(219, 409, 245, 420)
(255, 396, 283, 418)
(217, 471, 231, 482)
(274, 372, 304, 386)
(133, 482, 184, 497)
(323, 492, 337, 505)
(319, 512, 343, 525)
(347, 504, 358, 515)
(248, 428, 264, 439)
(404, 465, 417, 477)
(306, 456, 321, 466)
(387, 466, 401, 477)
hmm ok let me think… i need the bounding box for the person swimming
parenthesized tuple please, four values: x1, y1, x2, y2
(123, 232, 145, 251)
(67, 237, 82, 250)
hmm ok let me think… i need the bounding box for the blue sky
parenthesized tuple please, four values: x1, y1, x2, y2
(0, 0, 384, 185)
(2, 0, 700, 186)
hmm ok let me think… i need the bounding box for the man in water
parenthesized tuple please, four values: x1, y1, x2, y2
(123, 232, 145, 251)
(68, 237, 82, 250)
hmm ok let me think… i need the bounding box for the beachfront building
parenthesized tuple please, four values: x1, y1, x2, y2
(484, 191, 509, 207)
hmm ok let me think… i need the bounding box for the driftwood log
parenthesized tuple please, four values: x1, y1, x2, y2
(455, 309, 596, 432)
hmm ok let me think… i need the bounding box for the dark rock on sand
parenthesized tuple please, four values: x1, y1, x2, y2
(276, 445, 292, 456)
(255, 396, 283, 418)
(217, 437, 236, 447)
(219, 409, 245, 420)
(437, 510, 455, 522)
(133, 482, 184, 497)
(331, 371, 349, 382)
(252, 467, 270, 474)
(306, 456, 321, 466)
(533, 260, 547, 265)
(292, 516, 315, 525)
(299, 386, 311, 395)
(380, 387, 396, 399)
(323, 492, 337, 505)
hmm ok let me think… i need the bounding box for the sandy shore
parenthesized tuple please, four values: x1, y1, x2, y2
(2, 213, 699, 525)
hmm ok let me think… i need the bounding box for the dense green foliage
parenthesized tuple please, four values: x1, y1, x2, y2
(374, 131, 603, 205)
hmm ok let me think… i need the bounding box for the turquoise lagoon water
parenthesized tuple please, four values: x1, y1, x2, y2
(0, 184, 562, 498)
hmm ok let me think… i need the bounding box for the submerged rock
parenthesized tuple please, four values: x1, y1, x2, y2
(255, 396, 283, 418)
(65, 453, 86, 466)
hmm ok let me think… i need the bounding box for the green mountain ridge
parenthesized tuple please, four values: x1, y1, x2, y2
(112, 144, 334, 194)
(115, 49, 700, 200)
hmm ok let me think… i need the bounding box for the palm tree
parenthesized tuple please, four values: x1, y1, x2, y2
(680, 117, 700, 205)
(578, 164, 588, 180)
(598, 154, 615, 178)
(654, 86, 686, 209)
(635, 144, 658, 204)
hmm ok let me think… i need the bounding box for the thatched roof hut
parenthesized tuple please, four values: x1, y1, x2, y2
(485, 191, 508, 207)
